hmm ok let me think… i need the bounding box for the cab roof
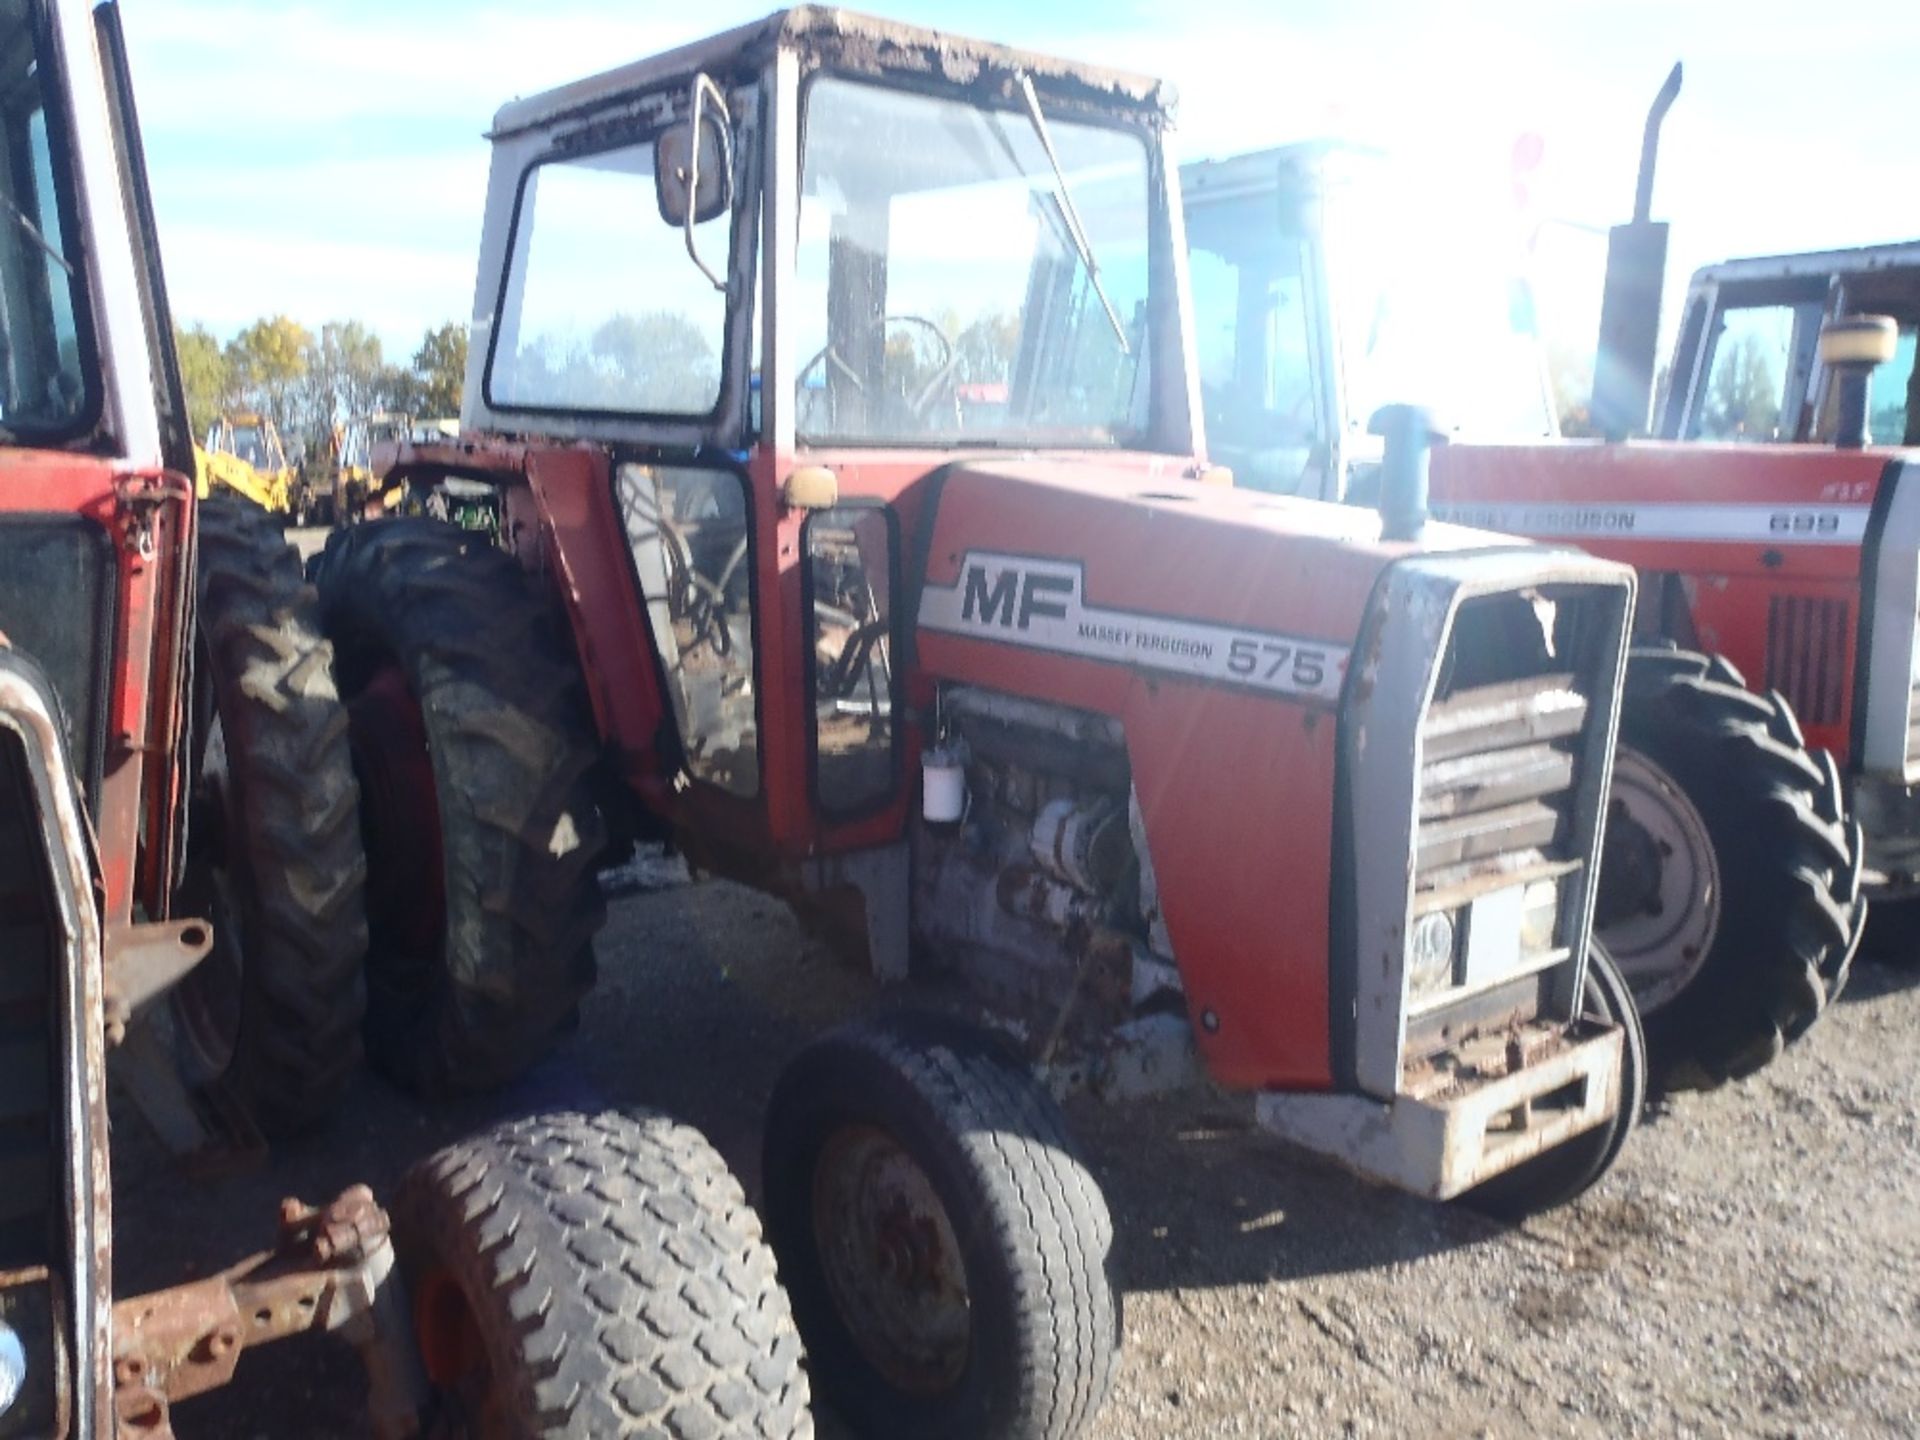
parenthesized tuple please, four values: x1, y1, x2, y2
(488, 6, 1172, 140)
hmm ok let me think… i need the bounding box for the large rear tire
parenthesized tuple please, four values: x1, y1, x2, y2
(1460, 941, 1645, 1220)
(395, 1110, 812, 1438)
(313, 518, 605, 1096)
(172, 498, 367, 1133)
(763, 1013, 1119, 1440)
(1595, 649, 1863, 1090)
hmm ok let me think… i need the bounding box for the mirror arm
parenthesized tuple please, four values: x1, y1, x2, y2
(684, 73, 733, 293)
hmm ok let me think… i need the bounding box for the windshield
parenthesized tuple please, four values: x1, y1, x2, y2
(0, 5, 92, 438)
(796, 76, 1151, 447)
(486, 137, 731, 416)
(1321, 156, 1556, 442)
(1186, 190, 1325, 493)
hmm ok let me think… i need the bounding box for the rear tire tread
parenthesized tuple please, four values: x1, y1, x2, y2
(1607, 648, 1864, 1091)
(188, 498, 367, 1131)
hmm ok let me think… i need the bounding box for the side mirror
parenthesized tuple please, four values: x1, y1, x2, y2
(655, 112, 733, 229)
(654, 74, 734, 293)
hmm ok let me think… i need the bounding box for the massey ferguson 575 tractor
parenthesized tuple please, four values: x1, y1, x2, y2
(347, 11, 1644, 1436)
(0, 3, 808, 1436)
(1181, 137, 1867, 1091)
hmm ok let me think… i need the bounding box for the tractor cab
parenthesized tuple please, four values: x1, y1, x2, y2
(1657, 241, 1920, 447)
(1181, 141, 1558, 499)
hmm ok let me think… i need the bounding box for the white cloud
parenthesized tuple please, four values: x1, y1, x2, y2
(122, 0, 1920, 366)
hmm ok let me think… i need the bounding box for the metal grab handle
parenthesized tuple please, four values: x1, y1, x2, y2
(684, 73, 733, 293)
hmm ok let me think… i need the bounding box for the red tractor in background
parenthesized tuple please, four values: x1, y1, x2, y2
(1656, 241, 1919, 450)
(348, 11, 1646, 1436)
(0, 3, 809, 1435)
(1181, 121, 1867, 1092)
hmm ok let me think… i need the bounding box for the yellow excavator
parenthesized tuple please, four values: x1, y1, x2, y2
(194, 411, 299, 515)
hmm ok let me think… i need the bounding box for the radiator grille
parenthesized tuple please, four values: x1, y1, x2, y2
(1417, 674, 1586, 893)
(1765, 595, 1850, 727)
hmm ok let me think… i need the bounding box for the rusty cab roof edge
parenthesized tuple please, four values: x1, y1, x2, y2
(488, 5, 1173, 141)
(1689, 239, 1920, 289)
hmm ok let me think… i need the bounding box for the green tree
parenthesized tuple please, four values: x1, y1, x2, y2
(173, 322, 229, 439)
(293, 320, 390, 454)
(411, 321, 469, 417)
(224, 315, 311, 440)
(1699, 335, 1783, 440)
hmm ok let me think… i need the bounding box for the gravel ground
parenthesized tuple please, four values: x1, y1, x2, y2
(113, 862, 1920, 1438)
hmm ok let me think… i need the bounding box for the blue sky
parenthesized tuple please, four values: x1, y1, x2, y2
(120, 0, 1920, 365)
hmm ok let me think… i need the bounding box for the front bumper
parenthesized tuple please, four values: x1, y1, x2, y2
(1253, 1020, 1623, 1200)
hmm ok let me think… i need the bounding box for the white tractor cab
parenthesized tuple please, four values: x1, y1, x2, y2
(1657, 241, 1920, 448)
(1181, 140, 1557, 500)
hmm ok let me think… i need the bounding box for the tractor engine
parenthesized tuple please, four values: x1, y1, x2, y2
(913, 687, 1171, 1064)
(912, 559, 1632, 1111)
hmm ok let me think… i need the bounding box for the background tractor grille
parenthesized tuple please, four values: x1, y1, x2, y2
(0, 729, 54, 1271)
(1765, 595, 1850, 728)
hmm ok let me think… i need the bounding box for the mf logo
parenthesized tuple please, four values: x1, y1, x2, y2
(960, 560, 1076, 631)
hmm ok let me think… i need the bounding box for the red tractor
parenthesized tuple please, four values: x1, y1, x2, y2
(0, 3, 808, 1435)
(1181, 130, 1867, 1092)
(1657, 241, 1919, 450)
(349, 11, 1647, 1436)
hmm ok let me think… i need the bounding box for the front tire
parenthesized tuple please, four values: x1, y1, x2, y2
(764, 1014, 1119, 1440)
(1595, 649, 1863, 1089)
(172, 498, 367, 1133)
(313, 518, 605, 1096)
(1461, 941, 1645, 1219)
(395, 1110, 812, 1438)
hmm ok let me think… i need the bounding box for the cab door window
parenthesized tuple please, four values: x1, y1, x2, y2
(616, 463, 759, 795)
(1868, 323, 1917, 446)
(1690, 303, 1800, 441)
(0, 37, 92, 434)
(806, 505, 896, 816)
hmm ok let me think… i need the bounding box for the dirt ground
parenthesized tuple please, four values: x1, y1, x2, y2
(113, 862, 1920, 1439)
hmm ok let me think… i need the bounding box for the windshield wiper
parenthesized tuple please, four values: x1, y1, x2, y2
(0, 193, 73, 278)
(1015, 72, 1129, 355)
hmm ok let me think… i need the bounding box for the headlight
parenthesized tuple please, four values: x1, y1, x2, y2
(1520, 878, 1559, 955)
(0, 1317, 23, 1417)
(1408, 909, 1457, 997)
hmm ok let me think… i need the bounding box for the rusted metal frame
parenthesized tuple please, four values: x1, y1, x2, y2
(100, 917, 211, 1043)
(77, 467, 193, 929)
(0, 647, 113, 1440)
(110, 1186, 425, 1439)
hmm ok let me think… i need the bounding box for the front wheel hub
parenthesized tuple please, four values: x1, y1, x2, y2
(1595, 748, 1722, 1013)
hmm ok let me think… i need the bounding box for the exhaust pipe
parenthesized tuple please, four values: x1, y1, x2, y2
(1592, 62, 1683, 442)
(1370, 404, 1446, 542)
(1820, 315, 1898, 449)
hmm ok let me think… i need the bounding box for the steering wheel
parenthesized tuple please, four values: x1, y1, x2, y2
(800, 314, 958, 424)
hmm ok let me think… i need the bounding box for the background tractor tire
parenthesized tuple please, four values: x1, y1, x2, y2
(313, 518, 605, 1097)
(1594, 649, 1863, 1090)
(172, 497, 367, 1134)
(395, 1110, 812, 1439)
(1461, 941, 1646, 1220)
(764, 1013, 1119, 1440)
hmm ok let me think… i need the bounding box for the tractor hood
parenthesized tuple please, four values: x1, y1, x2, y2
(915, 457, 1545, 708)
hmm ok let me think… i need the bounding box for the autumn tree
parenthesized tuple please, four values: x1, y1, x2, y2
(223, 315, 310, 441)
(411, 322, 469, 417)
(173, 323, 229, 439)
(1698, 334, 1783, 441)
